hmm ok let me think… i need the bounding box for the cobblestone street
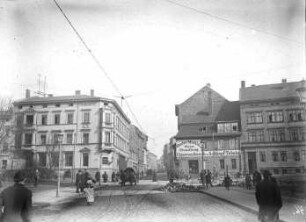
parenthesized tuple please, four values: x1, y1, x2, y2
(32, 184, 258, 222)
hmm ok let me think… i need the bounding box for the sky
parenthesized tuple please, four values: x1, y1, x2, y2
(0, 0, 305, 158)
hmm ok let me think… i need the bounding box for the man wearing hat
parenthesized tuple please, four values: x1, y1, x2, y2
(255, 170, 282, 222)
(0, 171, 32, 222)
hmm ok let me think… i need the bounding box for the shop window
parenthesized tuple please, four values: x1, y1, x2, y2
(260, 151, 266, 162)
(220, 159, 225, 169)
(231, 159, 237, 169)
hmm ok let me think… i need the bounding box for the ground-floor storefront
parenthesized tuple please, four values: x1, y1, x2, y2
(241, 143, 306, 179)
(176, 139, 241, 178)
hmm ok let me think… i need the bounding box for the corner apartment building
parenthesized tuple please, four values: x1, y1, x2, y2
(175, 84, 241, 177)
(13, 89, 130, 180)
(129, 124, 148, 176)
(240, 79, 306, 178)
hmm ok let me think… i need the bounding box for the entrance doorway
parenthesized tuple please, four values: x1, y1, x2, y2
(188, 160, 199, 175)
(247, 152, 257, 174)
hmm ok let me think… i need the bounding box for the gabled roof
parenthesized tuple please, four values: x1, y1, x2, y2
(240, 80, 305, 102)
(215, 101, 240, 122)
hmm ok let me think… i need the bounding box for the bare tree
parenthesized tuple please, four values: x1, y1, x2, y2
(0, 97, 13, 145)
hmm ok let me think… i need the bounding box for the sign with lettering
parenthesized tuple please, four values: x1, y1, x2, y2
(176, 140, 240, 159)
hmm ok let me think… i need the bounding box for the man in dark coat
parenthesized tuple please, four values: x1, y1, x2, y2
(255, 170, 282, 222)
(75, 170, 83, 193)
(120, 170, 126, 187)
(0, 171, 32, 222)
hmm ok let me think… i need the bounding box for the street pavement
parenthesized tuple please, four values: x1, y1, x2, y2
(1, 180, 305, 222)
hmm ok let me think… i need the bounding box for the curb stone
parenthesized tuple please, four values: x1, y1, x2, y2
(200, 190, 287, 222)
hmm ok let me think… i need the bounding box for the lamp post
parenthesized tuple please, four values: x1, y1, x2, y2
(200, 140, 205, 171)
(56, 134, 63, 197)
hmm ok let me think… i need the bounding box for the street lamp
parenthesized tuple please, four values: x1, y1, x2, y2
(56, 134, 63, 197)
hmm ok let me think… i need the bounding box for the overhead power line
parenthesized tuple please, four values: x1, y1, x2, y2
(53, 0, 146, 133)
(159, 0, 303, 46)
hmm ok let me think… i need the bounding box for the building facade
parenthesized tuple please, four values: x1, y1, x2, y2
(13, 89, 130, 181)
(147, 151, 158, 171)
(129, 124, 148, 177)
(175, 84, 241, 178)
(240, 80, 306, 178)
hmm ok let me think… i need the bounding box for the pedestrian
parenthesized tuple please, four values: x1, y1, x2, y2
(255, 170, 282, 222)
(95, 171, 101, 186)
(245, 174, 252, 190)
(253, 170, 262, 187)
(0, 171, 32, 222)
(33, 169, 39, 187)
(111, 172, 116, 182)
(200, 170, 206, 188)
(206, 170, 212, 188)
(76, 170, 83, 193)
(83, 179, 95, 206)
(120, 170, 126, 187)
(224, 174, 231, 191)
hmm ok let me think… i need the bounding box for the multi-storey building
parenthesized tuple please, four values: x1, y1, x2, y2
(13, 89, 130, 180)
(129, 124, 148, 177)
(175, 84, 241, 177)
(239, 79, 306, 178)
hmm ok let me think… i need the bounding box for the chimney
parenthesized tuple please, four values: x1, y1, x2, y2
(26, 89, 30, 98)
(206, 83, 211, 88)
(241, 81, 245, 88)
(75, 90, 81, 96)
(282, 79, 287, 83)
(90, 89, 94, 97)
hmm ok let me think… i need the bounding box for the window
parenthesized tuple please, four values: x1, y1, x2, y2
(105, 113, 111, 124)
(248, 130, 264, 142)
(282, 169, 287, 174)
(102, 157, 108, 164)
(54, 114, 60, 125)
(51, 152, 59, 167)
(40, 134, 47, 145)
(220, 159, 225, 169)
(65, 152, 73, 167)
(267, 111, 284, 123)
(2, 160, 7, 169)
(268, 129, 285, 142)
(83, 112, 90, 124)
(105, 131, 111, 145)
(231, 159, 237, 169)
(26, 115, 34, 125)
(293, 151, 300, 161)
(247, 112, 263, 124)
(83, 133, 89, 144)
(272, 151, 278, 162)
(24, 133, 32, 145)
(41, 115, 47, 125)
(43, 104, 48, 108)
(53, 133, 62, 144)
(287, 109, 306, 122)
(66, 133, 73, 144)
(260, 151, 266, 162)
(289, 128, 305, 141)
(273, 169, 279, 174)
(217, 123, 238, 133)
(83, 153, 89, 167)
(38, 152, 46, 167)
(280, 151, 287, 162)
(67, 113, 74, 124)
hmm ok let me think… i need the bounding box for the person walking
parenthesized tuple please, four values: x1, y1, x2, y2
(95, 171, 101, 186)
(33, 169, 39, 187)
(120, 170, 126, 187)
(111, 172, 116, 182)
(76, 170, 83, 193)
(245, 174, 252, 190)
(224, 174, 231, 191)
(255, 170, 282, 222)
(206, 170, 212, 188)
(83, 179, 95, 206)
(0, 171, 32, 222)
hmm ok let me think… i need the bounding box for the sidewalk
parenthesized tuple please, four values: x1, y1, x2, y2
(201, 186, 306, 222)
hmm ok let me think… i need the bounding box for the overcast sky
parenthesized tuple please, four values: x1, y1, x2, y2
(1, 0, 304, 157)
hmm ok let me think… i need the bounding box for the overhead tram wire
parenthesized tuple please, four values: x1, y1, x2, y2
(53, 0, 123, 98)
(158, 0, 303, 46)
(53, 0, 147, 134)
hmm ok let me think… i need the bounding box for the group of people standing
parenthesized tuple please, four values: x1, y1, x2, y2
(199, 170, 213, 189)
